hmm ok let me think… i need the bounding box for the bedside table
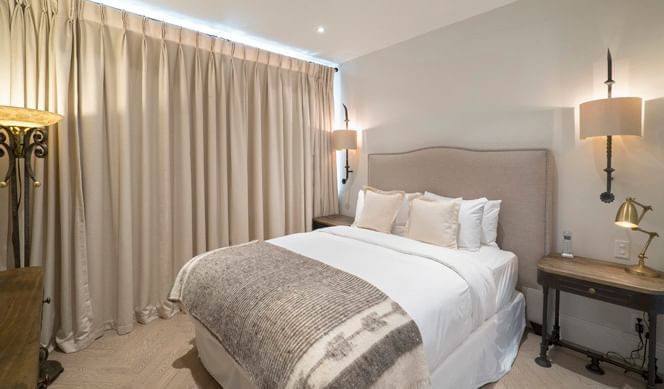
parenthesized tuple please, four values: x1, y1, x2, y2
(312, 214, 354, 230)
(535, 254, 664, 388)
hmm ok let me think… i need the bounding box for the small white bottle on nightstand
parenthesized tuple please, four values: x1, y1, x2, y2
(561, 231, 574, 258)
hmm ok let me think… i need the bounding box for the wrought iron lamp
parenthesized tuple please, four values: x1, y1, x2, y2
(0, 105, 62, 268)
(580, 49, 642, 203)
(615, 197, 659, 277)
(0, 105, 64, 386)
(332, 104, 357, 185)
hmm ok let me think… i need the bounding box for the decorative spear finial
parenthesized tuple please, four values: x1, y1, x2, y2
(605, 49, 615, 98)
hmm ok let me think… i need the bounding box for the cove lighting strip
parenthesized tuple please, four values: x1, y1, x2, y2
(87, 0, 338, 68)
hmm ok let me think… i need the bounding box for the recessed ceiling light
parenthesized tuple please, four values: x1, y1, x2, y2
(316, 26, 326, 34)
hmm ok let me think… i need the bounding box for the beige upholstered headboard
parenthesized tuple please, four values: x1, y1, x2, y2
(368, 147, 552, 290)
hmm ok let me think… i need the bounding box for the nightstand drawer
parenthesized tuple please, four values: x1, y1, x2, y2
(556, 277, 635, 306)
(539, 271, 659, 311)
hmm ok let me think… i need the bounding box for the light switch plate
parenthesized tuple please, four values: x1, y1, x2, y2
(614, 240, 630, 260)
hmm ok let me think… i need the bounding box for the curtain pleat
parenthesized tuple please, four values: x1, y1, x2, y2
(0, 1, 12, 268)
(1, 0, 338, 353)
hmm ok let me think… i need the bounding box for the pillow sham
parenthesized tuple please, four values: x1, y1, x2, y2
(406, 197, 461, 249)
(354, 187, 405, 233)
(353, 189, 365, 224)
(481, 200, 502, 246)
(353, 188, 421, 235)
(393, 192, 423, 235)
(424, 191, 487, 251)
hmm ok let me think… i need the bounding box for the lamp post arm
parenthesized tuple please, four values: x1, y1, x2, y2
(633, 228, 659, 258)
(636, 203, 653, 225)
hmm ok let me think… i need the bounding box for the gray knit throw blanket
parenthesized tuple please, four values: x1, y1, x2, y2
(169, 241, 431, 389)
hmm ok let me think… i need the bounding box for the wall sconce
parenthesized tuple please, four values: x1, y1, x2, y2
(333, 104, 357, 185)
(579, 49, 642, 203)
(614, 197, 659, 277)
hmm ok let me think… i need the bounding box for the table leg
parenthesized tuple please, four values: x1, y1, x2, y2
(552, 289, 560, 343)
(648, 312, 657, 389)
(535, 286, 552, 367)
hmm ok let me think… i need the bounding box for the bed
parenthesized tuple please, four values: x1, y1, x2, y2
(171, 147, 552, 389)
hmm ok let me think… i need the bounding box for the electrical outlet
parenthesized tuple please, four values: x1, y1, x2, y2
(615, 240, 630, 260)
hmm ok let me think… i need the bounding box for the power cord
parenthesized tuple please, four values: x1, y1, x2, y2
(642, 312, 650, 371)
(604, 313, 649, 374)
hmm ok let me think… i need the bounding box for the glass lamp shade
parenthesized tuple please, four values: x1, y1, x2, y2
(580, 97, 642, 139)
(0, 105, 63, 129)
(332, 130, 357, 150)
(615, 199, 640, 229)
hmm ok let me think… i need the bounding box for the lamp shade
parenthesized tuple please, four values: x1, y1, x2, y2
(579, 97, 642, 139)
(332, 130, 357, 150)
(615, 198, 639, 228)
(0, 105, 63, 128)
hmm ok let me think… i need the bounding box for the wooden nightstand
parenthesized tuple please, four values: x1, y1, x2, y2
(312, 214, 354, 230)
(0, 267, 43, 388)
(535, 254, 664, 388)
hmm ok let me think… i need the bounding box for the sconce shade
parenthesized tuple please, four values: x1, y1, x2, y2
(0, 105, 63, 128)
(579, 97, 642, 139)
(615, 198, 639, 229)
(332, 130, 357, 150)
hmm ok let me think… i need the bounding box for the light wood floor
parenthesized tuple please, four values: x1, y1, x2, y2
(50, 313, 657, 388)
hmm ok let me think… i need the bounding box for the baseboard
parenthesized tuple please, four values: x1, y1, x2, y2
(529, 321, 543, 336)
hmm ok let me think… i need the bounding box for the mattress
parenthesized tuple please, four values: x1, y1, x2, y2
(476, 244, 518, 311)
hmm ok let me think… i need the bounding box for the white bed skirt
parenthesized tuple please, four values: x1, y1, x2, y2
(431, 291, 525, 388)
(192, 291, 525, 389)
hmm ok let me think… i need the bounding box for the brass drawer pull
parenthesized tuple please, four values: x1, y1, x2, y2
(588, 288, 597, 294)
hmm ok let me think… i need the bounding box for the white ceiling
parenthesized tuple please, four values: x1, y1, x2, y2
(94, 0, 515, 65)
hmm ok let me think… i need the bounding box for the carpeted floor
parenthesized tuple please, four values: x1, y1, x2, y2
(49, 313, 653, 388)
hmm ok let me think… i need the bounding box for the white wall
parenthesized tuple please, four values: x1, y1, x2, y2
(339, 0, 664, 361)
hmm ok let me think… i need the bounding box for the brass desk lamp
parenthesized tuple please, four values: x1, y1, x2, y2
(615, 197, 660, 277)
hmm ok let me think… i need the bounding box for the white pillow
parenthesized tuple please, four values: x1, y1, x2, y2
(393, 192, 422, 235)
(406, 197, 461, 249)
(354, 187, 405, 233)
(424, 192, 487, 251)
(354, 189, 421, 235)
(353, 189, 365, 223)
(481, 200, 502, 246)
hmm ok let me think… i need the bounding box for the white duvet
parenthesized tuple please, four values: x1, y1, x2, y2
(269, 226, 502, 372)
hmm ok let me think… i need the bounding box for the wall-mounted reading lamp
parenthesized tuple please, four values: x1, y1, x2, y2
(332, 104, 357, 185)
(579, 49, 642, 203)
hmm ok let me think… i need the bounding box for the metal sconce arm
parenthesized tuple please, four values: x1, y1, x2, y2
(600, 49, 616, 203)
(341, 104, 353, 185)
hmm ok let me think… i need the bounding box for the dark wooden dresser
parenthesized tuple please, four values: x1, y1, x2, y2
(0, 267, 44, 389)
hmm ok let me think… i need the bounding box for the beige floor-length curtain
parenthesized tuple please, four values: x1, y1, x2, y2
(0, 0, 338, 353)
